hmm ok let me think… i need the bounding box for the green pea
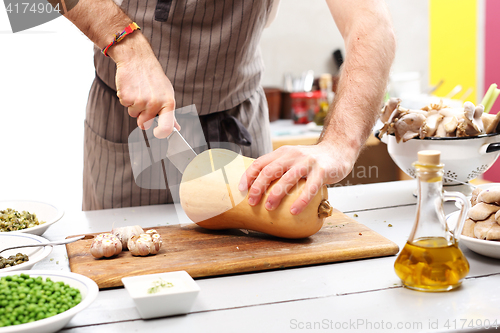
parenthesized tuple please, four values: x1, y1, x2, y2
(0, 274, 82, 328)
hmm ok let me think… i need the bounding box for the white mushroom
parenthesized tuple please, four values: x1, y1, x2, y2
(475, 104, 486, 128)
(438, 107, 463, 118)
(378, 99, 495, 140)
(443, 116, 459, 134)
(380, 98, 401, 123)
(435, 108, 463, 137)
(435, 115, 459, 137)
(462, 101, 484, 134)
(379, 106, 426, 138)
(419, 112, 443, 138)
(395, 113, 426, 143)
(482, 112, 500, 134)
(378, 105, 405, 137)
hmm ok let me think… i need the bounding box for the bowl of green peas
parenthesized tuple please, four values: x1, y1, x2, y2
(0, 270, 99, 333)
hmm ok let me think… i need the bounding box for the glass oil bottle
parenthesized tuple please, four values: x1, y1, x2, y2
(394, 150, 470, 292)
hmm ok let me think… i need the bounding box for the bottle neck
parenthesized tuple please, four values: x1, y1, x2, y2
(408, 163, 452, 245)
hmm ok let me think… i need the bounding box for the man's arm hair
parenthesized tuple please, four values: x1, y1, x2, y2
(63, 0, 151, 63)
(321, 0, 396, 156)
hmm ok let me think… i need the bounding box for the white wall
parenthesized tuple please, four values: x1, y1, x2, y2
(260, 0, 343, 88)
(260, 0, 429, 91)
(0, 14, 94, 212)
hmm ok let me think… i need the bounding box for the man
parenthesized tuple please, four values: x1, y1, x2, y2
(64, 0, 395, 212)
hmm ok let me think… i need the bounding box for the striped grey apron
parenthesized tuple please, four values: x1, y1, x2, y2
(83, 0, 274, 210)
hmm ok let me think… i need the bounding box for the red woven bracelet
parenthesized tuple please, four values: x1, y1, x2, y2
(102, 22, 141, 57)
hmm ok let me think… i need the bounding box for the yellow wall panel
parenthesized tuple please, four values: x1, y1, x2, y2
(429, 0, 477, 103)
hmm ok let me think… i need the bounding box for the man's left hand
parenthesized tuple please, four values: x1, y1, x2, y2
(238, 142, 356, 215)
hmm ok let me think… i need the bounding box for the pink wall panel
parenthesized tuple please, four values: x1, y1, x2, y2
(483, 0, 500, 181)
(484, 0, 500, 113)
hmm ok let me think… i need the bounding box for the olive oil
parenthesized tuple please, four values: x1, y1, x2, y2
(394, 150, 470, 292)
(394, 237, 469, 292)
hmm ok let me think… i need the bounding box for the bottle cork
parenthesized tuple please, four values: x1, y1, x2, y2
(417, 150, 441, 165)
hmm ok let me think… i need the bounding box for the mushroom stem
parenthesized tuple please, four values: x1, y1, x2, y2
(318, 199, 333, 218)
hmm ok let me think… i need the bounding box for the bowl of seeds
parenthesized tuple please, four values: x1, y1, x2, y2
(0, 201, 64, 236)
(0, 234, 52, 272)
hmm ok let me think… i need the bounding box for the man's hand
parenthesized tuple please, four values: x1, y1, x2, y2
(111, 33, 179, 138)
(239, 142, 356, 215)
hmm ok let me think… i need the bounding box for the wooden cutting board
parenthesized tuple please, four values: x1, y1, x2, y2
(66, 209, 398, 289)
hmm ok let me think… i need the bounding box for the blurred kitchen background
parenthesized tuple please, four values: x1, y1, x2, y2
(0, 0, 499, 212)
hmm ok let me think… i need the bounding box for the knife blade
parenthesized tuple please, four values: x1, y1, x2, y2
(166, 128, 197, 174)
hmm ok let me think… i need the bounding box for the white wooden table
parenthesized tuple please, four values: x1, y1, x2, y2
(32, 180, 500, 333)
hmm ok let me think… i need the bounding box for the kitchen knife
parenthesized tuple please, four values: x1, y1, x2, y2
(166, 128, 197, 174)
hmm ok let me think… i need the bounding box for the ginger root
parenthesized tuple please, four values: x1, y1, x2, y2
(468, 202, 500, 221)
(462, 186, 500, 241)
(477, 187, 500, 204)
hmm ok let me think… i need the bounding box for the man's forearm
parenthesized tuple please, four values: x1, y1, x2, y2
(64, 0, 133, 49)
(63, 0, 152, 63)
(320, 0, 396, 156)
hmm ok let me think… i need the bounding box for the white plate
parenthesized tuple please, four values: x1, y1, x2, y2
(0, 270, 99, 333)
(0, 200, 64, 236)
(472, 182, 500, 192)
(447, 211, 500, 259)
(0, 234, 52, 272)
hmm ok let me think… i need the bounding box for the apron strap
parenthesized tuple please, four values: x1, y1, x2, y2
(154, 0, 173, 22)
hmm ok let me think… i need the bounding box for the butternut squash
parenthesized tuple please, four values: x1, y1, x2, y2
(179, 149, 332, 239)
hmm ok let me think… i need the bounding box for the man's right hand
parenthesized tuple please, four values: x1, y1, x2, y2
(109, 32, 179, 139)
(63, 0, 179, 138)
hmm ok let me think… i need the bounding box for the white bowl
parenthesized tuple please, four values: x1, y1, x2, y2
(122, 271, 200, 319)
(0, 234, 52, 272)
(0, 201, 64, 236)
(460, 235, 500, 259)
(380, 132, 500, 187)
(0, 270, 99, 333)
(447, 211, 500, 259)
